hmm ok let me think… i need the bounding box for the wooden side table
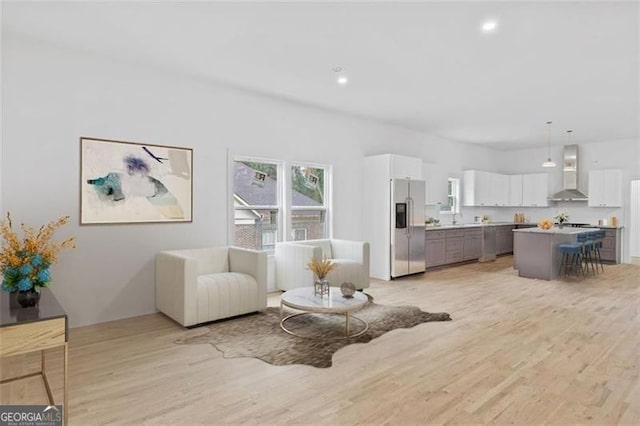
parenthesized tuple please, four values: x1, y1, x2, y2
(0, 288, 68, 425)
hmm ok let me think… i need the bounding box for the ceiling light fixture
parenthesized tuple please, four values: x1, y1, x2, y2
(333, 66, 348, 86)
(481, 20, 498, 33)
(542, 121, 556, 168)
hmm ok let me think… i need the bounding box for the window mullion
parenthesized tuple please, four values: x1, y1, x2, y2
(282, 162, 291, 242)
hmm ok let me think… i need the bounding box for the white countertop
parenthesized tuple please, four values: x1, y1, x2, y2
(426, 223, 622, 231)
(426, 222, 533, 230)
(513, 227, 602, 234)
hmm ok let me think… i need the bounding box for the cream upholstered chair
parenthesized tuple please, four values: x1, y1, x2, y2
(156, 247, 267, 327)
(275, 239, 370, 291)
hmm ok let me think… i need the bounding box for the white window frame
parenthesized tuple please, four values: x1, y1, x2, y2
(228, 152, 332, 251)
(440, 177, 460, 215)
(287, 161, 332, 242)
(229, 154, 284, 251)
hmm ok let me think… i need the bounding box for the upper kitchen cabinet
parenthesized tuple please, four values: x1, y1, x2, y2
(491, 173, 509, 206)
(465, 171, 548, 207)
(390, 154, 422, 180)
(508, 175, 524, 206)
(463, 170, 490, 206)
(588, 169, 623, 207)
(522, 173, 549, 207)
(422, 162, 449, 205)
(463, 170, 508, 206)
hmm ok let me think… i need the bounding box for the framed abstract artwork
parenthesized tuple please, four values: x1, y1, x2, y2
(80, 137, 193, 224)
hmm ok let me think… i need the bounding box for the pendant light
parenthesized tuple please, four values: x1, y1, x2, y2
(542, 121, 556, 168)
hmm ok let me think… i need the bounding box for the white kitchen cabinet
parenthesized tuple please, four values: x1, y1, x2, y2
(588, 169, 623, 207)
(522, 173, 549, 207)
(490, 173, 509, 206)
(466, 170, 547, 207)
(463, 170, 509, 206)
(463, 170, 490, 206)
(508, 174, 523, 206)
(422, 162, 449, 205)
(390, 154, 422, 180)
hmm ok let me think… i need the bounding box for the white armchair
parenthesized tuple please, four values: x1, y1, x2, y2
(155, 246, 267, 327)
(275, 239, 370, 291)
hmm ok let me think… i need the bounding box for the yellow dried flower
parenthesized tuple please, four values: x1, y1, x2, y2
(1, 212, 75, 292)
(307, 256, 338, 279)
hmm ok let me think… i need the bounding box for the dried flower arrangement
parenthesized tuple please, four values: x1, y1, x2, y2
(1, 213, 75, 293)
(306, 256, 337, 280)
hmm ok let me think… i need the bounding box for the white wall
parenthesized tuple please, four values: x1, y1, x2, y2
(2, 33, 432, 327)
(420, 133, 497, 175)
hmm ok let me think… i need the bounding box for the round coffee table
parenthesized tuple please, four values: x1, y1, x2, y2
(280, 287, 369, 339)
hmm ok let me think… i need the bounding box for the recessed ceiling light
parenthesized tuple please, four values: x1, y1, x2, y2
(337, 75, 348, 85)
(481, 20, 498, 33)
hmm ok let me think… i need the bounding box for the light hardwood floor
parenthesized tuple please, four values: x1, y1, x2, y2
(2, 256, 639, 425)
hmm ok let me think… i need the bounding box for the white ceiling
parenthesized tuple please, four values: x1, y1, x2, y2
(3, 1, 638, 149)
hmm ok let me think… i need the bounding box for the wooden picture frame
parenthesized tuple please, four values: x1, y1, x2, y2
(80, 137, 193, 224)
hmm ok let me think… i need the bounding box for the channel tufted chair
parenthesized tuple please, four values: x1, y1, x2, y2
(274, 239, 370, 291)
(156, 246, 267, 327)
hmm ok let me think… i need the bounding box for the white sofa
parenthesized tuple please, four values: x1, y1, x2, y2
(275, 239, 370, 291)
(156, 247, 267, 327)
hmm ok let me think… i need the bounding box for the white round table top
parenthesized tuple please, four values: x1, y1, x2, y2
(281, 286, 368, 314)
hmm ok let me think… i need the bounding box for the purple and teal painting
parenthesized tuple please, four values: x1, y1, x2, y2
(81, 138, 192, 224)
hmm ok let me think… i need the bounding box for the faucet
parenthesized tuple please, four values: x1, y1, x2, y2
(452, 212, 462, 225)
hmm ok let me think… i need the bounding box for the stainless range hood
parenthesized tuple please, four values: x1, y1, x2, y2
(548, 145, 589, 201)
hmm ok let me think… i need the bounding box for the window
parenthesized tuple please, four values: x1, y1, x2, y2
(440, 178, 460, 214)
(232, 158, 330, 252)
(290, 164, 328, 241)
(261, 230, 277, 250)
(232, 159, 281, 252)
(293, 228, 307, 241)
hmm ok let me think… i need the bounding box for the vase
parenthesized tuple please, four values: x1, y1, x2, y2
(313, 278, 330, 297)
(17, 290, 40, 308)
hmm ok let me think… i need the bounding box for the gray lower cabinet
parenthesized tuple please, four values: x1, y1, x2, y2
(463, 228, 482, 260)
(426, 228, 483, 267)
(445, 230, 465, 264)
(496, 225, 515, 255)
(599, 228, 621, 263)
(425, 230, 446, 267)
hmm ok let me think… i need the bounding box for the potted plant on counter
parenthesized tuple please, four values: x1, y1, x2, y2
(554, 211, 570, 228)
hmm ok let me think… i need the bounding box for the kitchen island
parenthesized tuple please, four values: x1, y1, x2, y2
(513, 227, 600, 280)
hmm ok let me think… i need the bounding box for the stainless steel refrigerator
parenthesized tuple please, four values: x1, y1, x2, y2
(390, 179, 426, 278)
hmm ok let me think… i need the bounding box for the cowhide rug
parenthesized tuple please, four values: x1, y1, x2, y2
(175, 295, 451, 368)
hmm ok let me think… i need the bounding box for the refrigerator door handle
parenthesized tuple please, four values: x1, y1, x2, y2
(408, 196, 414, 237)
(404, 197, 410, 236)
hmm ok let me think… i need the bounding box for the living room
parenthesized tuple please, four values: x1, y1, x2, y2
(1, 1, 638, 425)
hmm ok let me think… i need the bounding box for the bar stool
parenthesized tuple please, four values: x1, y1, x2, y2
(592, 230, 606, 273)
(559, 242, 585, 279)
(577, 232, 596, 275)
